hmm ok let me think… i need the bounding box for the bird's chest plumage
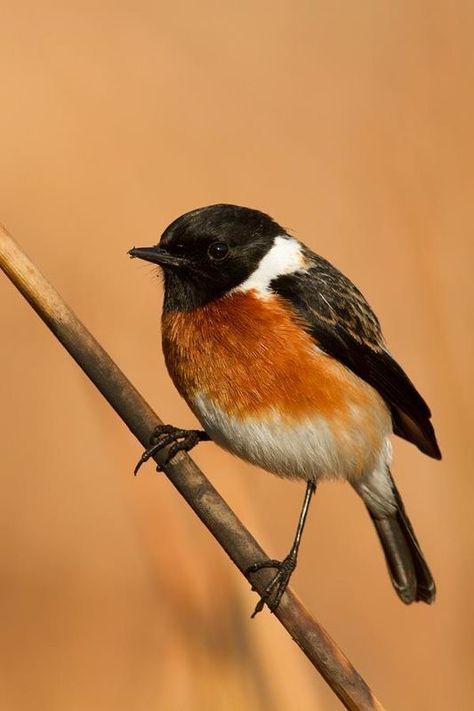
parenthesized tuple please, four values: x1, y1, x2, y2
(162, 291, 390, 480)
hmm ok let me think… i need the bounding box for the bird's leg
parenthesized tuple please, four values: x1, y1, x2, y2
(246, 481, 316, 617)
(134, 424, 210, 475)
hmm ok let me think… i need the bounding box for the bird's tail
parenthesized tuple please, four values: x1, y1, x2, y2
(357, 469, 436, 604)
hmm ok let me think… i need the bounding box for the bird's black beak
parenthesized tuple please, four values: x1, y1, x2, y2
(128, 245, 188, 268)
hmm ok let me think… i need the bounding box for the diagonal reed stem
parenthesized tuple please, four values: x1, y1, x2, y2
(0, 224, 386, 711)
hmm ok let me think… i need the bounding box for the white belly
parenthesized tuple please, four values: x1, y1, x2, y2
(191, 392, 391, 482)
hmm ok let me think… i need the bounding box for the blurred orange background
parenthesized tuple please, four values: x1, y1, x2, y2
(0, 2, 473, 710)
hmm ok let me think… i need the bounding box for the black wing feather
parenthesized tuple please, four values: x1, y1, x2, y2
(271, 253, 441, 459)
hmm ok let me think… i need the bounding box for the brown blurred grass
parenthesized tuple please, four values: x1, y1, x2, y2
(0, 2, 473, 710)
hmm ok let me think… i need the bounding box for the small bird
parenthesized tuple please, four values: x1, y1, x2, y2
(129, 204, 441, 616)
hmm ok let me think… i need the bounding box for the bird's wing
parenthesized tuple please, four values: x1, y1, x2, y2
(270, 252, 441, 459)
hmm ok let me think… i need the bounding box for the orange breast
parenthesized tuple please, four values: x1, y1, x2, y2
(162, 290, 385, 430)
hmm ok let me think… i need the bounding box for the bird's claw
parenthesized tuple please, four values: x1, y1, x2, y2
(134, 425, 206, 475)
(246, 554, 297, 618)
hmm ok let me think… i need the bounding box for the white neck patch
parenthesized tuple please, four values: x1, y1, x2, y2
(233, 236, 306, 296)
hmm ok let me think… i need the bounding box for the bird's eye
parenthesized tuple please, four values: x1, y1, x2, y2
(207, 241, 229, 261)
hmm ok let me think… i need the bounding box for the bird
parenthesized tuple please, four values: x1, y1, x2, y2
(128, 203, 441, 617)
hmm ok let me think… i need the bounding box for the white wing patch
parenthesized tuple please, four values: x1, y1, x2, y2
(233, 236, 306, 296)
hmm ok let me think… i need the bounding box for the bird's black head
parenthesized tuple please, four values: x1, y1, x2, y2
(129, 204, 285, 311)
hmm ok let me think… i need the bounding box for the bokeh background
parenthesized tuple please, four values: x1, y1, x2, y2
(0, 2, 472, 709)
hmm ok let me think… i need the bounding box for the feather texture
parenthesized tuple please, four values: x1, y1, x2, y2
(271, 251, 441, 459)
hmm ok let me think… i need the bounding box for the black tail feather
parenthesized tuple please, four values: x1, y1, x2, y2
(367, 475, 436, 604)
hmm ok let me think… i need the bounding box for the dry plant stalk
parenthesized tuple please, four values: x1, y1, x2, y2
(0, 224, 386, 711)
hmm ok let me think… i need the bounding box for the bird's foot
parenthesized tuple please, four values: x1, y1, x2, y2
(134, 425, 209, 475)
(246, 553, 297, 618)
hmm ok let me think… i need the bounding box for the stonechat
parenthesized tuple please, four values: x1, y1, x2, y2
(129, 204, 440, 616)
